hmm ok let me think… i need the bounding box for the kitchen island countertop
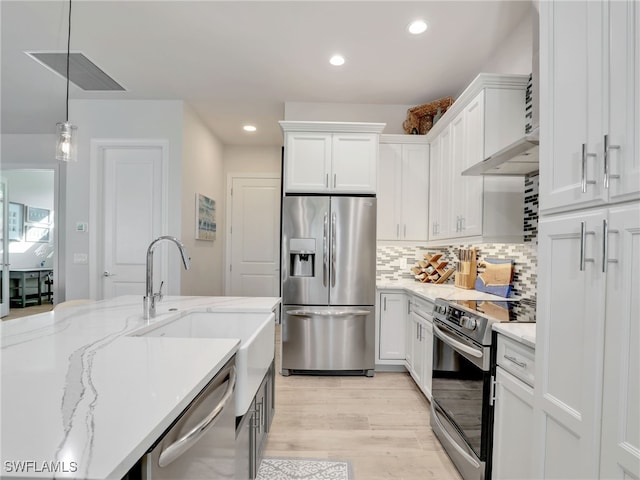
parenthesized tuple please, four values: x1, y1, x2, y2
(0, 295, 280, 479)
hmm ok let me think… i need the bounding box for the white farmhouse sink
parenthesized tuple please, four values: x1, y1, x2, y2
(131, 310, 275, 417)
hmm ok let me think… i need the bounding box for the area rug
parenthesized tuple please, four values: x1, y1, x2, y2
(256, 457, 352, 480)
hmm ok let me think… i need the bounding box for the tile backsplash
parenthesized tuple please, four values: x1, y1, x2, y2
(377, 175, 539, 302)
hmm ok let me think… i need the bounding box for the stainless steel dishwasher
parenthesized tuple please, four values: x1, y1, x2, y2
(142, 357, 236, 479)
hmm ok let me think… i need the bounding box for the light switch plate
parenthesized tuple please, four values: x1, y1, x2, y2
(76, 222, 88, 232)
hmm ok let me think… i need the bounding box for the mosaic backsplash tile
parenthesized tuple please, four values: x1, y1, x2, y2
(376, 243, 537, 301)
(524, 174, 539, 244)
(377, 175, 539, 303)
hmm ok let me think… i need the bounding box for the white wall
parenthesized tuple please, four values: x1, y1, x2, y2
(181, 105, 225, 296)
(1, 134, 58, 165)
(481, 6, 533, 75)
(223, 145, 281, 175)
(3, 170, 55, 269)
(70, 99, 184, 299)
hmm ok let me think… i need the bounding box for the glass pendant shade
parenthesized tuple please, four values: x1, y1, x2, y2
(55, 121, 78, 162)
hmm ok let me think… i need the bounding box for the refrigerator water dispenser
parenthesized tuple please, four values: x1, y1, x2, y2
(289, 238, 315, 277)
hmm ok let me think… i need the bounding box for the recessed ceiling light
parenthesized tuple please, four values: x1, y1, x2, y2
(329, 55, 345, 66)
(408, 20, 428, 35)
(243, 125, 257, 132)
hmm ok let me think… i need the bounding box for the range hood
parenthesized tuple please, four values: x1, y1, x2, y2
(462, 127, 539, 177)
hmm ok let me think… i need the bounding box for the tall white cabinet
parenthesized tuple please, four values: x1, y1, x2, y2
(377, 135, 430, 241)
(536, 1, 639, 478)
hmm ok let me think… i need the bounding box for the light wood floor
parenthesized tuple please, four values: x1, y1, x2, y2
(264, 325, 462, 480)
(2, 302, 53, 321)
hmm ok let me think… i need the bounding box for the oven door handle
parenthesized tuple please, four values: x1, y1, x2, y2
(433, 324, 483, 358)
(432, 402, 481, 468)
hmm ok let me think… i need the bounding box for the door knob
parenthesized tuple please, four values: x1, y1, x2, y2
(103, 271, 117, 277)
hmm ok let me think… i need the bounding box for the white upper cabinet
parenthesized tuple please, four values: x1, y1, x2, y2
(459, 91, 485, 237)
(426, 74, 528, 243)
(607, 0, 640, 204)
(280, 122, 386, 194)
(429, 126, 453, 240)
(331, 133, 379, 193)
(377, 143, 402, 240)
(540, 0, 639, 213)
(378, 136, 430, 241)
(284, 132, 332, 192)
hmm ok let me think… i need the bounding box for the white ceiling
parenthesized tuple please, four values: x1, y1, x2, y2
(1, 1, 532, 147)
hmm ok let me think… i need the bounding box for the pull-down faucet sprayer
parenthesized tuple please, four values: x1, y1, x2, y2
(143, 236, 190, 320)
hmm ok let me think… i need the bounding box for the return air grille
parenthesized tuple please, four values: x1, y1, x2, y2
(27, 52, 125, 91)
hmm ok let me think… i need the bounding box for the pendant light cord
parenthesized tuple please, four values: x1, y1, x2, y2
(65, 0, 72, 122)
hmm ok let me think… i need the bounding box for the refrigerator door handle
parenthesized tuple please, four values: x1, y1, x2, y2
(331, 211, 337, 287)
(287, 309, 372, 317)
(323, 212, 328, 287)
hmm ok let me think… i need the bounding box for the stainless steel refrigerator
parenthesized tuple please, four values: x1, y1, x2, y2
(281, 195, 376, 376)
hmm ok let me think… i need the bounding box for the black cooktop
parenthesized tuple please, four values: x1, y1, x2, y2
(447, 298, 536, 324)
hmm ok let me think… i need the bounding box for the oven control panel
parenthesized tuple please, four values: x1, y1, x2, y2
(434, 299, 490, 345)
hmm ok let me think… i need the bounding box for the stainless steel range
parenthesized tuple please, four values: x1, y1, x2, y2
(430, 298, 535, 480)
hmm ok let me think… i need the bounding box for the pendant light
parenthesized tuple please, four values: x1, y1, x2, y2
(55, 0, 77, 162)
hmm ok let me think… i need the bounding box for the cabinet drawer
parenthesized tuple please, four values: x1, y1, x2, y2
(496, 334, 535, 387)
(408, 295, 434, 322)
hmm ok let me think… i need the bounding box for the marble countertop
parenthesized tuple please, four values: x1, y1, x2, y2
(377, 278, 515, 303)
(493, 322, 536, 349)
(0, 295, 280, 479)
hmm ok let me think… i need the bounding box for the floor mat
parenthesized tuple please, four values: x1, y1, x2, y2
(256, 457, 352, 480)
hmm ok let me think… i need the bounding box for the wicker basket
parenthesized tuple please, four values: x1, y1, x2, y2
(403, 96, 455, 135)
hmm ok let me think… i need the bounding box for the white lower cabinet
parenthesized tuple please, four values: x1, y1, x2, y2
(492, 335, 535, 480)
(377, 292, 407, 362)
(405, 296, 433, 400)
(376, 289, 434, 399)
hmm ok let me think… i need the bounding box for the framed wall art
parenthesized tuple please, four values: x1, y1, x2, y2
(25, 225, 50, 243)
(8, 202, 24, 241)
(26, 206, 51, 224)
(195, 193, 216, 241)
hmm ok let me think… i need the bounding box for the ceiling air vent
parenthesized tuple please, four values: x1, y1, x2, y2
(27, 52, 125, 91)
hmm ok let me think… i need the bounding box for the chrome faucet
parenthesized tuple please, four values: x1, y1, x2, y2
(143, 236, 190, 320)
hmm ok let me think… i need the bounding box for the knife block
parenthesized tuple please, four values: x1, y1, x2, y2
(455, 249, 477, 289)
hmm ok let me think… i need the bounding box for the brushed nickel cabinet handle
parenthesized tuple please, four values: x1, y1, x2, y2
(581, 143, 597, 193)
(602, 218, 619, 273)
(504, 354, 527, 368)
(580, 221, 595, 271)
(604, 134, 621, 189)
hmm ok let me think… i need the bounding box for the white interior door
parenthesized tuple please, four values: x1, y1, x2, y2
(227, 176, 280, 296)
(99, 145, 165, 299)
(0, 179, 9, 317)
